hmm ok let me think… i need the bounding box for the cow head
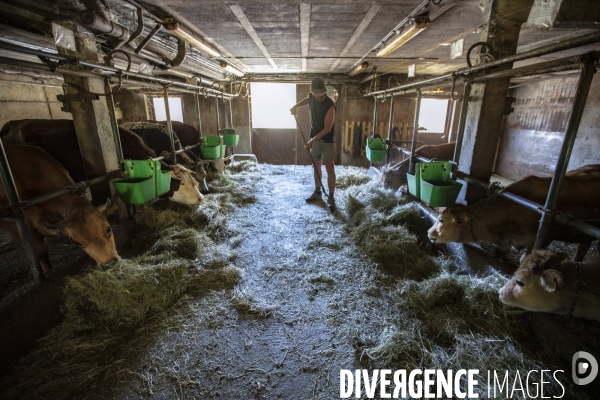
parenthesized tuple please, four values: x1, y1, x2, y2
(44, 198, 120, 265)
(381, 160, 409, 190)
(191, 160, 210, 194)
(427, 204, 472, 243)
(498, 250, 570, 313)
(169, 165, 204, 205)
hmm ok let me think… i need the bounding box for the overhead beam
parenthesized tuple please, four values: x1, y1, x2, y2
(329, 2, 381, 73)
(229, 5, 278, 71)
(300, 3, 311, 72)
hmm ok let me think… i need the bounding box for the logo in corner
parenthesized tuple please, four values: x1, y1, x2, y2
(572, 351, 598, 385)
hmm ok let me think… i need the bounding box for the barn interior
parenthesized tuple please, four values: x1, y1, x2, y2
(0, 0, 599, 398)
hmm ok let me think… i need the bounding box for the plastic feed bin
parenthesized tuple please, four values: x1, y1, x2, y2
(406, 163, 421, 197)
(154, 160, 171, 196)
(202, 136, 222, 147)
(418, 161, 463, 207)
(223, 134, 239, 146)
(366, 138, 387, 162)
(200, 145, 222, 160)
(113, 177, 155, 204)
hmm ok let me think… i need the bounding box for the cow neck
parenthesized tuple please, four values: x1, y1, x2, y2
(467, 196, 498, 244)
(569, 260, 600, 318)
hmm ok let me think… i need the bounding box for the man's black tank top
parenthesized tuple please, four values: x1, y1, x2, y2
(308, 93, 335, 143)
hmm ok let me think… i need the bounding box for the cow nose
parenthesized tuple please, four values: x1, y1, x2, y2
(114, 255, 121, 262)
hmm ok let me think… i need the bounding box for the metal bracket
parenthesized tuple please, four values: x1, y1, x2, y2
(164, 37, 187, 68)
(56, 93, 100, 113)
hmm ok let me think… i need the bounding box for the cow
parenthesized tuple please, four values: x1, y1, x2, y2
(119, 121, 210, 193)
(382, 142, 456, 191)
(0, 145, 120, 271)
(499, 250, 600, 321)
(427, 164, 600, 262)
(1, 120, 203, 206)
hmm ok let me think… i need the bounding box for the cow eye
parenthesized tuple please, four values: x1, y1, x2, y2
(439, 220, 443, 224)
(515, 279, 524, 287)
(106, 226, 112, 237)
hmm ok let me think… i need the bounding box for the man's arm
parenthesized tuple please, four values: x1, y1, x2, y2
(306, 106, 335, 149)
(290, 97, 309, 115)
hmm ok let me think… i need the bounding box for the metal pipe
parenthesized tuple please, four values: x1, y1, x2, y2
(135, 23, 161, 55)
(23, 170, 123, 210)
(151, 143, 200, 161)
(194, 91, 203, 140)
(228, 98, 233, 129)
(453, 81, 471, 164)
(125, 6, 144, 45)
(0, 141, 44, 282)
(105, 77, 124, 163)
(0, 41, 236, 97)
(533, 55, 597, 249)
(215, 96, 221, 134)
(0, 41, 119, 73)
(454, 171, 600, 241)
(385, 95, 395, 164)
(163, 87, 177, 165)
(409, 90, 422, 174)
(0, 56, 102, 79)
(80, 12, 130, 41)
(367, 30, 600, 97)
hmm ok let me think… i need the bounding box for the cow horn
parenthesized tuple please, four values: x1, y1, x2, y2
(97, 198, 112, 213)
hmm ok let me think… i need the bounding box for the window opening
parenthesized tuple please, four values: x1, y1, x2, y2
(153, 97, 184, 122)
(250, 82, 297, 129)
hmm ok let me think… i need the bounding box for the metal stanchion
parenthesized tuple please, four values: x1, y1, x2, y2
(163, 86, 177, 165)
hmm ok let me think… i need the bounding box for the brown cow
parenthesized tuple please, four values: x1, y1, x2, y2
(427, 165, 600, 262)
(499, 250, 600, 321)
(1, 120, 203, 206)
(0, 145, 120, 271)
(382, 142, 456, 191)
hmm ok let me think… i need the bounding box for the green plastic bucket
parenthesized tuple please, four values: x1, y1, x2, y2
(155, 168, 171, 196)
(200, 145, 221, 160)
(367, 137, 386, 150)
(407, 163, 421, 197)
(123, 160, 154, 179)
(366, 145, 386, 162)
(417, 161, 463, 207)
(112, 177, 156, 204)
(420, 179, 463, 207)
(203, 135, 222, 147)
(223, 134, 239, 146)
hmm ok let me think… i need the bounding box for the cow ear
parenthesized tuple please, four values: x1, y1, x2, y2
(452, 211, 470, 225)
(40, 219, 67, 236)
(540, 269, 565, 292)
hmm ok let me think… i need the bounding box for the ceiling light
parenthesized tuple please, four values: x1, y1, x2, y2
(376, 16, 430, 57)
(219, 61, 244, 77)
(348, 61, 370, 77)
(164, 18, 221, 58)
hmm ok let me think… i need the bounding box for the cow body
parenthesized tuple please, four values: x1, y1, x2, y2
(428, 164, 600, 261)
(382, 142, 456, 190)
(1, 120, 203, 206)
(499, 250, 600, 321)
(0, 145, 120, 271)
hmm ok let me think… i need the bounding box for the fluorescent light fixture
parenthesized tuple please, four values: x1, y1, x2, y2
(220, 61, 244, 77)
(376, 17, 430, 57)
(164, 19, 221, 58)
(348, 61, 370, 77)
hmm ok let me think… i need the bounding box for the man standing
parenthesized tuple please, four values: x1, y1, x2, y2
(290, 77, 336, 211)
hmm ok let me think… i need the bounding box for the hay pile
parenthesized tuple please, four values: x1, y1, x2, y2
(0, 161, 262, 400)
(342, 180, 438, 280)
(335, 168, 571, 397)
(335, 167, 372, 189)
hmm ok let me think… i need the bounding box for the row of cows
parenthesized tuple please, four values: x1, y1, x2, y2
(381, 141, 600, 321)
(0, 119, 221, 272)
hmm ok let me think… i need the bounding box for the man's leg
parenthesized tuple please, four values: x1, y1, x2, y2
(306, 144, 323, 202)
(313, 158, 323, 190)
(324, 159, 335, 196)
